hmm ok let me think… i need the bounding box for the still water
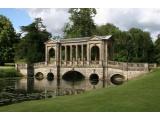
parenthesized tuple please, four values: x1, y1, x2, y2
(0, 77, 97, 92)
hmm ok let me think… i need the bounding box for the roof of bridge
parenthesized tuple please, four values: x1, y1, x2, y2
(44, 35, 112, 44)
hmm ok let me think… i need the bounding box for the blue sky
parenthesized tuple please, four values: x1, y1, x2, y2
(0, 8, 32, 31)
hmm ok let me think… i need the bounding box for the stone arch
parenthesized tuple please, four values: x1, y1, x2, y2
(89, 73, 99, 85)
(35, 72, 44, 80)
(49, 48, 55, 63)
(62, 70, 85, 82)
(47, 72, 54, 81)
(110, 74, 125, 85)
(62, 70, 85, 89)
(91, 45, 100, 61)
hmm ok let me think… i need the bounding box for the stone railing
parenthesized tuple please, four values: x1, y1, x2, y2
(34, 62, 46, 68)
(148, 63, 157, 69)
(108, 60, 157, 71)
(15, 60, 157, 71)
(15, 63, 27, 69)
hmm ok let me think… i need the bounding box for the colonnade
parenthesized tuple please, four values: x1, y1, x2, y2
(46, 43, 102, 65)
(61, 44, 87, 61)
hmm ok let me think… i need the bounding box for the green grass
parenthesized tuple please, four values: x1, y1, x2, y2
(0, 66, 22, 78)
(0, 69, 160, 112)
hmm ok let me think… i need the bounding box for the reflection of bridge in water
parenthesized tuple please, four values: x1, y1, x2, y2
(16, 35, 157, 91)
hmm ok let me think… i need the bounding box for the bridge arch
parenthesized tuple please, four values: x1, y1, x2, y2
(89, 73, 99, 85)
(49, 48, 55, 63)
(47, 72, 54, 81)
(91, 45, 100, 61)
(110, 74, 125, 85)
(62, 70, 85, 82)
(35, 72, 44, 80)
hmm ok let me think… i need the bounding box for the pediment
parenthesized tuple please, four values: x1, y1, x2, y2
(89, 36, 102, 41)
(89, 35, 112, 41)
(44, 39, 57, 44)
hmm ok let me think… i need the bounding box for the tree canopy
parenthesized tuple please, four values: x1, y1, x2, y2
(112, 28, 154, 63)
(63, 8, 97, 38)
(96, 23, 120, 36)
(0, 15, 19, 65)
(14, 18, 52, 63)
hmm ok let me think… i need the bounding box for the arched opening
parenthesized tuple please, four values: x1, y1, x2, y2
(110, 74, 125, 85)
(49, 48, 55, 63)
(91, 46, 100, 61)
(35, 72, 44, 80)
(89, 74, 99, 85)
(62, 71, 85, 88)
(47, 72, 54, 81)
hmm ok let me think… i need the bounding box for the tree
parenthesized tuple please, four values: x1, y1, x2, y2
(63, 8, 97, 38)
(96, 23, 120, 36)
(129, 28, 154, 62)
(15, 18, 52, 63)
(0, 15, 19, 65)
(109, 27, 154, 63)
(154, 34, 160, 64)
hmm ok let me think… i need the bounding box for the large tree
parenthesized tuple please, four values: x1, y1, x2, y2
(63, 8, 97, 38)
(106, 27, 154, 63)
(15, 18, 52, 63)
(0, 15, 19, 65)
(128, 28, 154, 62)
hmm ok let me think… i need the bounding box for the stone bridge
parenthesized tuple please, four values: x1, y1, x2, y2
(15, 35, 157, 90)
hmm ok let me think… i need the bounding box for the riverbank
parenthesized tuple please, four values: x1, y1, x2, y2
(0, 66, 22, 78)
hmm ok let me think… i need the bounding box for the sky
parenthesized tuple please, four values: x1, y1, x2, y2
(0, 8, 160, 40)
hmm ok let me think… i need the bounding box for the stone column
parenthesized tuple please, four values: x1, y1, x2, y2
(59, 46, 62, 65)
(70, 45, 72, 64)
(81, 45, 84, 61)
(76, 45, 78, 61)
(64, 45, 67, 62)
(99, 42, 104, 65)
(65, 45, 67, 65)
(45, 46, 48, 65)
(87, 44, 90, 65)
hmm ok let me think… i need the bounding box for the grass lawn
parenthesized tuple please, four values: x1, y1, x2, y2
(0, 69, 160, 112)
(0, 66, 22, 78)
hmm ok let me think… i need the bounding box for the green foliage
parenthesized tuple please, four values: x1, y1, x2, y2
(154, 35, 160, 64)
(64, 8, 97, 38)
(128, 28, 154, 62)
(14, 18, 52, 63)
(0, 15, 19, 65)
(96, 24, 154, 63)
(96, 23, 120, 35)
(0, 67, 22, 78)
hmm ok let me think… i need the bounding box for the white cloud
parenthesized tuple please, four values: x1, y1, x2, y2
(26, 8, 160, 40)
(95, 8, 160, 40)
(27, 8, 69, 36)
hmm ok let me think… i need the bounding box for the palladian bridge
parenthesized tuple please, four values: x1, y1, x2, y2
(15, 35, 156, 90)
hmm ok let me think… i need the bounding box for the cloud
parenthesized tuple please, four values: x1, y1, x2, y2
(26, 8, 160, 40)
(95, 8, 160, 40)
(27, 8, 69, 36)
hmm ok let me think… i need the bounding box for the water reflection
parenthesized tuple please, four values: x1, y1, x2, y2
(0, 78, 20, 92)
(0, 76, 100, 93)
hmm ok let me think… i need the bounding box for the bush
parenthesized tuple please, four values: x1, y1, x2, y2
(0, 67, 22, 78)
